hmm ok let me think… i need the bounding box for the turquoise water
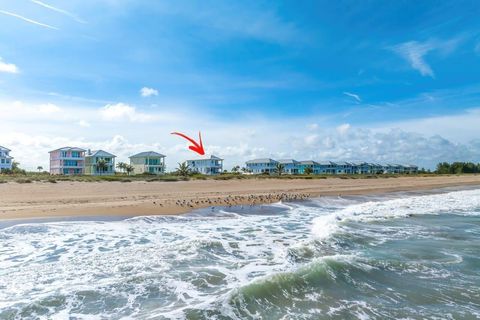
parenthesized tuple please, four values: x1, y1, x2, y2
(0, 188, 479, 319)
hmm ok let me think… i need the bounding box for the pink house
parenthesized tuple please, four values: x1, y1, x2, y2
(49, 147, 86, 175)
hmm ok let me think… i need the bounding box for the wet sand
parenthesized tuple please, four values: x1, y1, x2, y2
(1, 175, 480, 220)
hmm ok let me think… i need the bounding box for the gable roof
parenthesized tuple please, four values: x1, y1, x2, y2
(86, 150, 116, 158)
(0, 146, 11, 152)
(299, 160, 320, 165)
(187, 155, 223, 161)
(49, 146, 86, 153)
(245, 158, 278, 164)
(129, 151, 166, 158)
(277, 159, 299, 164)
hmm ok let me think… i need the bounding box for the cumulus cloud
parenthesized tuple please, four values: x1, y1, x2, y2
(0, 57, 19, 74)
(99, 103, 153, 122)
(140, 87, 158, 97)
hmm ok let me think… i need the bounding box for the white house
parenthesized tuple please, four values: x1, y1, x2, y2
(0, 146, 13, 171)
(186, 155, 223, 175)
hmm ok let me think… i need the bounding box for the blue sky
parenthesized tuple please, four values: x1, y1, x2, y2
(1, 0, 480, 170)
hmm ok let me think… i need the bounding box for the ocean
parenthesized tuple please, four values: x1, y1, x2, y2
(1, 187, 479, 319)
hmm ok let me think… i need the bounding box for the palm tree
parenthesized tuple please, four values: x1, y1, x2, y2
(37, 166, 43, 172)
(125, 164, 134, 176)
(304, 167, 313, 175)
(96, 159, 108, 175)
(231, 165, 240, 173)
(275, 163, 285, 176)
(176, 162, 190, 177)
(116, 162, 127, 174)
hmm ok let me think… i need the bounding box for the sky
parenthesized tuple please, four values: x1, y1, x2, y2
(1, 0, 480, 171)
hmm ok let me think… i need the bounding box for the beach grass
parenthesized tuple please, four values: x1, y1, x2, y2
(0, 171, 444, 184)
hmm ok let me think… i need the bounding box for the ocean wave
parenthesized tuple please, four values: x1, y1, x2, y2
(312, 188, 480, 239)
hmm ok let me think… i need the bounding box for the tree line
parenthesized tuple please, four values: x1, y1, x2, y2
(435, 162, 480, 174)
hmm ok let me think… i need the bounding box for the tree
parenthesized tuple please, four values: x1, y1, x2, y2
(231, 165, 240, 173)
(304, 167, 313, 175)
(116, 162, 127, 174)
(275, 163, 285, 176)
(37, 166, 43, 172)
(176, 162, 190, 177)
(96, 159, 108, 175)
(125, 164, 134, 175)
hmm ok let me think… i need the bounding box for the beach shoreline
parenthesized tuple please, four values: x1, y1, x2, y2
(1, 175, 480, 221)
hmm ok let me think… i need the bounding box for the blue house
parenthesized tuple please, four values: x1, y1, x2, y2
(245, 158, 278, 174)
(277, 159, 300, 174)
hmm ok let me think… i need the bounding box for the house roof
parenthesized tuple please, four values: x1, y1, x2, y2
(299, 160, 320, 165)
(0, 146, 11, 152)
(186, 155, 223, 161)
(129, 151, 166, 158)
(86, 150, 116, 158)
(277, 159, 298, 164)
(245, 158, 278, 164)
(49, 146, 86, 153)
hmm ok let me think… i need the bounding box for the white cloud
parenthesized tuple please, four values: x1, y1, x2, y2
(391, 40, 435, 77)
(343, 92, 361, 103)
(0, 57, 19, 74)
(390, 38, 462, 78)
(0, 9, 59, 30)
(30, 0, 87, 24)
(99, 103, 153, 122)
(2, 98, 480, 171)
(140, 87, 159, 97)
(77, 120, 90, 127)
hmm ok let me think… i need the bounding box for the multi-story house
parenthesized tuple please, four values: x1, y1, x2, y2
(298, 160, 322, 174)
(317, 161, 338, 174)
(129, 151, 166, 175)
(49, 147, 85, 175)
(245, 158, 278, 174)
(334, 161, 354, 174)
(277, 159, 299, 174)
(0, 146, 13, 171)
(186, 155, 223, 175)
(84, 150, 116, 175)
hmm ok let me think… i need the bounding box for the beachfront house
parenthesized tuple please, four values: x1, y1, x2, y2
(245, 158, 279, 174)
(129, 151, 166, 175)
(384, 163, 404, 174)
(84, 150, 116, 175)
(277, 159, 300, 174)
(186, 155, 223, 175)
(0, 146, 13, 171)
(316, 161, 337, 174)
(49, 147, 85, 175)
(334, 161, 354, 174)
(404, 164, 419, 174)
(298, 160, 322, 174)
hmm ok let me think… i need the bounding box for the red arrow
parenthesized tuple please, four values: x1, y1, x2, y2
(171, 131, 205, 155)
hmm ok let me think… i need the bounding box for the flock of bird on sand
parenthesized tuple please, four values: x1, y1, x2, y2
(152, 192, 310, 211)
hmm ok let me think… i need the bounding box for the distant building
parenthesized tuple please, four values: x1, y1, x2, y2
(244, 157, 417, 175)
(245, 158, 278, 174)
(277, 159, 299, 174)
(0, 146, 13, 171)
(49, 147, 85, 175)
(84, 150, 116, 175)
(298, 160, 321, 174)
(186, 155, 223, 175)
(129, 151, 166, 175)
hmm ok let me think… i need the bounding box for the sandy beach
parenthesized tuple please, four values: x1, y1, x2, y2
(1, 175, 480, 220)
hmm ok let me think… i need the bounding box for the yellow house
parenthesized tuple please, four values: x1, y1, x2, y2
(129, 151, 166, 175)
